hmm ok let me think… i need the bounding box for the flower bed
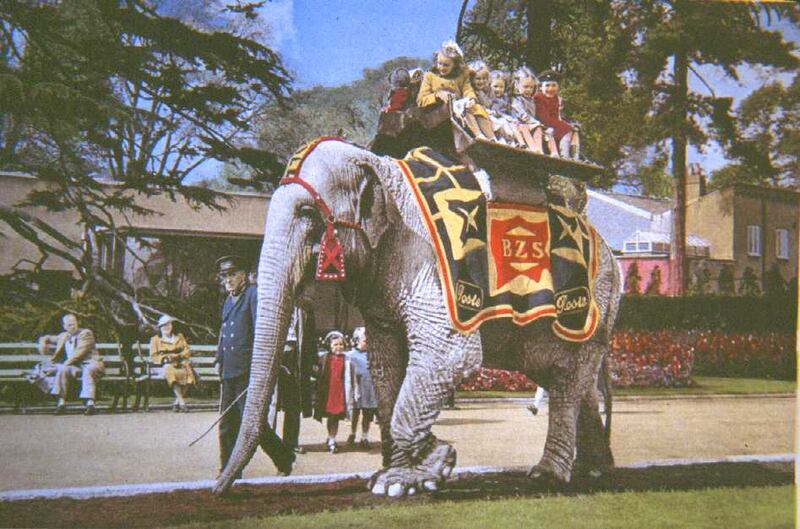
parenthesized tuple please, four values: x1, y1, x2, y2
(455, 330, 794, 392)
(690, 331, 795, 380)
(458, 367, 538, 392)
(609, 331, 694, 388)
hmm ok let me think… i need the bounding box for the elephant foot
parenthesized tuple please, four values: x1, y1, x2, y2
(573, 457, 614, 480)
(527, 457, 571, 485)
(369, 440, 457, 497)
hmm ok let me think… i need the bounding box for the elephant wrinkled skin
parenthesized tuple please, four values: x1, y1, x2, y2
(213, 140, 621, 497)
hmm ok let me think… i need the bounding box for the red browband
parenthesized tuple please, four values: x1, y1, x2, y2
(278, 137, 361, 281)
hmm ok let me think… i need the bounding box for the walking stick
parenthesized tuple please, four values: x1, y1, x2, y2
(188, 386, 247, 447)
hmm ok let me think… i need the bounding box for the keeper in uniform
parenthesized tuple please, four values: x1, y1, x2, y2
(215, 255, 294, 478)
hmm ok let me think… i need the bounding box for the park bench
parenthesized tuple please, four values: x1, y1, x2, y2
(131, 344, 219, 412)
(0, 342, 131, 413)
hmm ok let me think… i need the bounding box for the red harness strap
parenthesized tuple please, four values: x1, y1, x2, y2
(279, 173, 361, 282)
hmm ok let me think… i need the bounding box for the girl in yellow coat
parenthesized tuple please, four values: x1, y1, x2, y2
(150, 315, 197, 412)
(417, 40, 496, 141)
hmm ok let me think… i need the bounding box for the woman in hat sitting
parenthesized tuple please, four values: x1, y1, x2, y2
(150, 315, 197, 412)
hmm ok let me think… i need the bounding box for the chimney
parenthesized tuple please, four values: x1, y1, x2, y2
(687, 163, 706, 203)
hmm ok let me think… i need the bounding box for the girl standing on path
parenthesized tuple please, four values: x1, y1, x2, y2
(314, 331, 353, 453)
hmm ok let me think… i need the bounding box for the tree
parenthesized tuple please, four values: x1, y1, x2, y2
(0, 0, 291, 331)
(644, 265, 662, 296)
(253, 57, 428, 171)
(459, 1, 798, 293)
(624, 261, 642, 295)
(712, 74, 800, 189)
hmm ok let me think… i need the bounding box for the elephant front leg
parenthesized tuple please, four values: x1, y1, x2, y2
(369, 364, 459, 497)
(366, 326, 407, 469)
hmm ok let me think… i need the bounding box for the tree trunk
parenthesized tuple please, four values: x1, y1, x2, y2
(671, 44, 689, 296)
(526, 0, 553, 73)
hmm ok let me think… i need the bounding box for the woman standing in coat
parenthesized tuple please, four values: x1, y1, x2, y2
(150, 315, 197, 412)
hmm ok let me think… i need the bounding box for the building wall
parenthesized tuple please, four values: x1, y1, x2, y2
(686, 187, 735, 261)
(617, 256, 671, 295)
(732, 190, 799, 287)
(0, 174, 85, 274)
(0, 173, 272, 276)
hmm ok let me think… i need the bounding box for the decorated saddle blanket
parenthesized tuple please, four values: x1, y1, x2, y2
(396, 147, 600, 342)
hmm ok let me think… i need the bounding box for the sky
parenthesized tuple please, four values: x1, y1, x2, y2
(256, 0, 799, 178)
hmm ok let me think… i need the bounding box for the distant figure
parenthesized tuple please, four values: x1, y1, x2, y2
(37, 313, 104, 415)
(215, 255, 294, 478)
(527, 385, 547, 416)
(346, 327, 378, 449)
(150, 315, 196, 412)
(277, 304, 316, 454)
(314, 330, 354, 454)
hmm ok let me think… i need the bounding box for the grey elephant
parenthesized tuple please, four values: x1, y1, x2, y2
(213, 138, 621, 497)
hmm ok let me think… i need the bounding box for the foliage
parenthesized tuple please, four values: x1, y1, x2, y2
(617, 293, 795, 333)
(458, 1, 799, 194)
(691, 331, 795, 380)
(623, 260, 641, 295)
(712, 74, 800, 188)
(253, 56, 428, 175)
(0, 0, 291, 329)
(458, 367, 537, 392)
(643, 265, 662, 295)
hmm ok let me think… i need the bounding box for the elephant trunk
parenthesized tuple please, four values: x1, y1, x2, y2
(213, 200, 306, 495)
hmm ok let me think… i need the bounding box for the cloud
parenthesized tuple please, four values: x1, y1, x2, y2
(259, 0, 296, 51)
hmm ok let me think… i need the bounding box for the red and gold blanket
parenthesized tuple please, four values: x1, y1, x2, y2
(397, 147, 600, 342)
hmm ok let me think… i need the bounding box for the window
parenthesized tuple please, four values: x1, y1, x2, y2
(637, 241, 651, 252)
(624, 242, 637, 252)
(775, 229, 789, 260)
(747, 225, 761, 257)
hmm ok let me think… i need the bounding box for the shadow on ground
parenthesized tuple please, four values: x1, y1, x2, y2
(0, 461, 792, 528)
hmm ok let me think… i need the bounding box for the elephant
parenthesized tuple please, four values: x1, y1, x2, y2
(212, 138, 621, 497)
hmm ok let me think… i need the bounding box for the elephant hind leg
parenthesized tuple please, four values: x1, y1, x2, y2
(574, 384, 614, 479)
(527, 341, 606, 484)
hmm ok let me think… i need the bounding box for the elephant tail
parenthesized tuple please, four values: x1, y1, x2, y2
(600, 355, 612, 443)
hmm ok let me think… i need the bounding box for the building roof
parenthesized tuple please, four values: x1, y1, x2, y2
(625, 230, 709, 248)
(593, 190, 673, 215)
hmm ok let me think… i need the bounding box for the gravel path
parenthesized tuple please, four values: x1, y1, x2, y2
(0, 395, 793, 492)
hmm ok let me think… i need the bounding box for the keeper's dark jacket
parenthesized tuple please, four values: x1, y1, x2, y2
(217, 284, 258, 380)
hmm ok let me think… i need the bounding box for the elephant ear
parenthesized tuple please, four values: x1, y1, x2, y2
(355, 161, 390, 250)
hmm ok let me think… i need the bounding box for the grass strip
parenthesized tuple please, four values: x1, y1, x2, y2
(169, 485, 794, 529)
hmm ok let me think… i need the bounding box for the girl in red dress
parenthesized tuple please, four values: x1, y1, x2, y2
(534, 70, 581, 159)
(314, 330, 353, 453)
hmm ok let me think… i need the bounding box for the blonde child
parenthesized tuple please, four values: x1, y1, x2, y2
(417, 40, 496, 141)
(511, 67, 556, 156)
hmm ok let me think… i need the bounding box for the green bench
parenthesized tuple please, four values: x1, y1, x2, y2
(132, 344, 219, 411)
(0, 342, 132, 413)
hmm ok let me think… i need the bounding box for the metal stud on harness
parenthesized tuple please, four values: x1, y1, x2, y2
(278, 137, 362, 281)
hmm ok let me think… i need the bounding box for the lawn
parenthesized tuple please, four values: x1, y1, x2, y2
(171, 485, 794, 529)
(456, 376, 796, 399)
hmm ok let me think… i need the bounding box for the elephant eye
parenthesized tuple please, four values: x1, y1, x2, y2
(297, 204, 318, 218)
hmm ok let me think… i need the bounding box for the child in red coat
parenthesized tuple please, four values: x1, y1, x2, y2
(534, 70, 580, 159)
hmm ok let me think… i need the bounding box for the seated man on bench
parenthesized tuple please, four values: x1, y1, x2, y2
(37, 313, 105, 415)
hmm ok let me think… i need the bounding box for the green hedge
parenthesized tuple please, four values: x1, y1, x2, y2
(616, 294, 796, 332)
